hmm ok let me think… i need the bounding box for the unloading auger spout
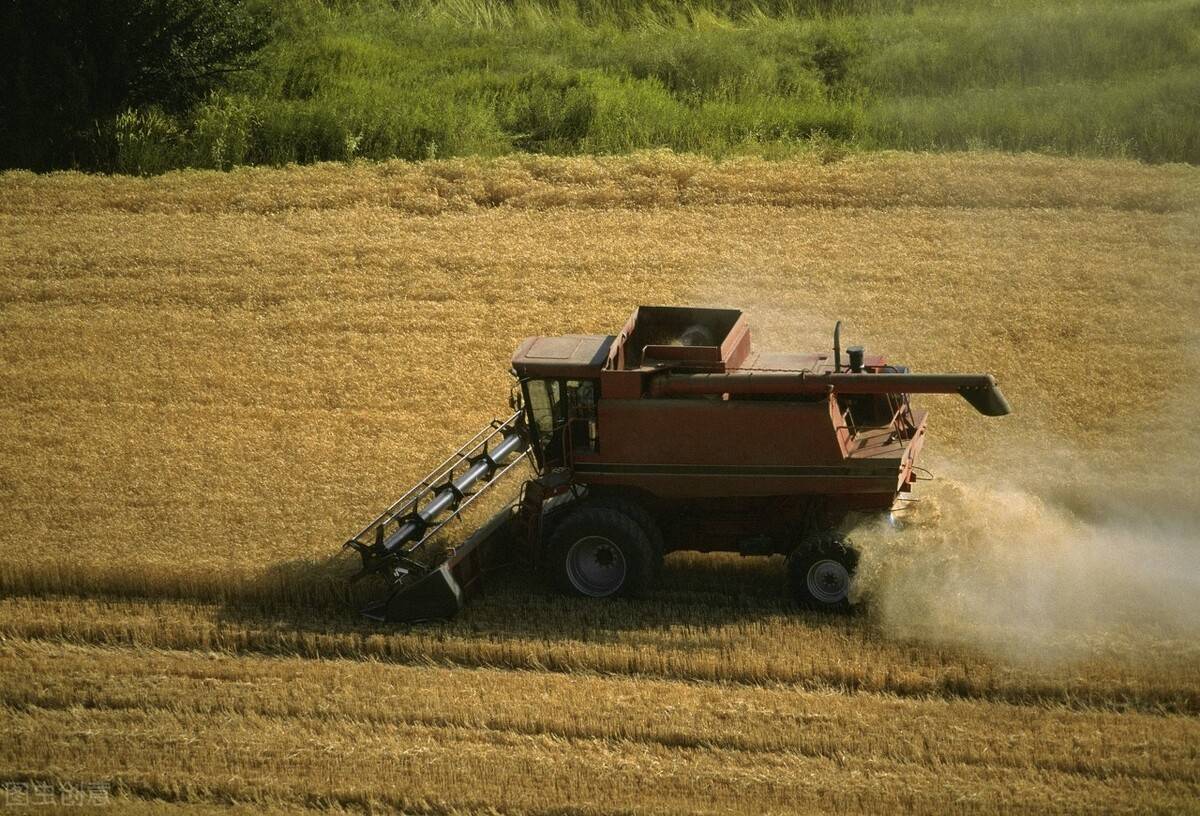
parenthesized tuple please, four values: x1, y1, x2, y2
(648, 372, 1012, 417)
(343, 411, 529, 622)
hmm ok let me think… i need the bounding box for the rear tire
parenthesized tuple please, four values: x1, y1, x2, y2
(549, 506, 656, 598)
(788, 533, 859, 613)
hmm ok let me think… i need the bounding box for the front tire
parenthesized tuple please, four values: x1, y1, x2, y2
(788, 534, 859, 612)
(549, 506, 656, 598)
(585, 494, 665, 576)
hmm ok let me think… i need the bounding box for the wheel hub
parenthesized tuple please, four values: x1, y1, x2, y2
(565, 535, 627, 597)
(806, 558, 850, 604)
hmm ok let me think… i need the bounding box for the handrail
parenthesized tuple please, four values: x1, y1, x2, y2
(346, 410, 524, 546)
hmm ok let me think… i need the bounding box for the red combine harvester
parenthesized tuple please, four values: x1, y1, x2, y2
(343, 306, 1010, 621)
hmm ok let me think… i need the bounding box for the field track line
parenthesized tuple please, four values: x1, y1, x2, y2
(1, 600, 1197, 717)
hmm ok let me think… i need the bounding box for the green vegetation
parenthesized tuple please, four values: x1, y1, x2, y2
(9, 0, 1200, 172)
(0, 0, 268, 172)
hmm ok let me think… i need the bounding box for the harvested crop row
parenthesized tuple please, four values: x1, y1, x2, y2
(2, 596, 1196, 714)
(3, 639, 1197, 785)
(2, 642, 1197, 815)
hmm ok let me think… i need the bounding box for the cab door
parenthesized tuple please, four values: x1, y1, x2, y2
(523, 379, 566, 471)
(523, 378, 598, 471)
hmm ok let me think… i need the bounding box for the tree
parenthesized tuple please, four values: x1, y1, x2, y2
(0, 0, 268, 170)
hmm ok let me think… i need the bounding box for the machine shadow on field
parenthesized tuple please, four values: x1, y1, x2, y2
(215, 549, 822, 643)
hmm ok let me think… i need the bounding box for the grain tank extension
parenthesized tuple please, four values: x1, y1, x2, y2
(342, 306, 1010, 621)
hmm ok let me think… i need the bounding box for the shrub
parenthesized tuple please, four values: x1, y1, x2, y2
(0, 0, 267, 170)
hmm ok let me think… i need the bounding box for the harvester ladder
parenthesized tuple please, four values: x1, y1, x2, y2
(344, 410, 529, 580)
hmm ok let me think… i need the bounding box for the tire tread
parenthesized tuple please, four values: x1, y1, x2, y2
(548, 506, 656, 598)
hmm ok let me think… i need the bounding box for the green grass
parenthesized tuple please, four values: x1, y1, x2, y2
(102, 0, 1200, 172)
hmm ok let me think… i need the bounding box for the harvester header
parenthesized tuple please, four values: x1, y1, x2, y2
(343, 305, 1010, 622)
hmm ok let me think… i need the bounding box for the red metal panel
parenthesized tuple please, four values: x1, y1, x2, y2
(722, 315, 752, 368)
(572, 470, 902, 499)
(599, 369, 644, 399)
(569, 396, 906, 498)
(591, 398, 846, 466)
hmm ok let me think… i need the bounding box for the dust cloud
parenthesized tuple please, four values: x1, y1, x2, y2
(853, 455, 1200, 663)
(687, 278, 1200, 664)
(852, 334, 1200, 664)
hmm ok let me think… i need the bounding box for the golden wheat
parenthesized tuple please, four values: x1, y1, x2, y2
(2, 639, 1197, 814)
(3, 594, 1196, 714)
(1, 152, 1198, 813)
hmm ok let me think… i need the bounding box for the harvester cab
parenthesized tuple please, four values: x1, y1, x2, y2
(342, 306, 1010, 622)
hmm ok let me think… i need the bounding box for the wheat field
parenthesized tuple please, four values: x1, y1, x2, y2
(2, 152, 1199, 813)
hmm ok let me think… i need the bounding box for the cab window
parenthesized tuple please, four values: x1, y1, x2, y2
(525, 379, 561, 453)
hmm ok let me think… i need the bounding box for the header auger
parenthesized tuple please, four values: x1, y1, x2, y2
(343, 306, 1010, 622)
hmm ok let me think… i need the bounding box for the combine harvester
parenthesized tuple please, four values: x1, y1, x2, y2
(343, 306, 1010, 621)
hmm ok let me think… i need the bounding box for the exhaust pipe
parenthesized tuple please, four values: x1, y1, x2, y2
(833, 320, 842, 373)
(847, 345, 865, 373)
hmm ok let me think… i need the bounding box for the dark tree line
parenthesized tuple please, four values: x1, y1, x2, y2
(0, 0, 268, 171)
